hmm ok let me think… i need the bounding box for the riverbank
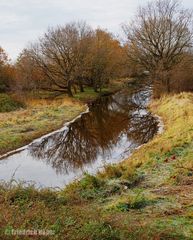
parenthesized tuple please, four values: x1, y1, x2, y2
(0, 96, 86, 155)
(0, 81, 124, 156)
(0, 92, 193, 239)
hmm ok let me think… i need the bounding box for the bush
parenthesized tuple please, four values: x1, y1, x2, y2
(116, 192, 156, 212)
(80, 174, 104, 189)
(102, 165, 124, 179)
(0, 94, 24, 112)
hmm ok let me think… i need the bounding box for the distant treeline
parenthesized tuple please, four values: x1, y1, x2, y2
(1, 0, 193, 97)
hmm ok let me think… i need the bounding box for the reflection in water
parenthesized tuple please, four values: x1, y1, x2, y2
(29, 84, 158, 175)
(0, 84, 159, 187)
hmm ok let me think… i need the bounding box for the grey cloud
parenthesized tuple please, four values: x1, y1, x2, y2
(0, 0, 192, 60)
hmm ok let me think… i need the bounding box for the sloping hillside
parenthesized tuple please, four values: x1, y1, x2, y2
(0, 92, 193, 239)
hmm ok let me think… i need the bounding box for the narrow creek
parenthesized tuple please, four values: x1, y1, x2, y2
(0, 83, 159, 188)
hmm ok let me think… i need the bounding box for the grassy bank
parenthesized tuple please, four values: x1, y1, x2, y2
(74, 80, 124, 102)
(0, 96, 86, 155)
(0, 92, 193, 239)
(0, 80, 123, 155)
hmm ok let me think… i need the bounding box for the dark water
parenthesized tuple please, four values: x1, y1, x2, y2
(0, 84, 159, 188)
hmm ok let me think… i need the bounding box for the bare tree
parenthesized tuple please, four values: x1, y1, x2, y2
(23, 23, 126, 96)
(123, 0, 193, 93)
(29, 22, 91, 96)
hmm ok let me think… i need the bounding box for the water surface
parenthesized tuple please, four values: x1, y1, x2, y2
(0, 84, 159, 187)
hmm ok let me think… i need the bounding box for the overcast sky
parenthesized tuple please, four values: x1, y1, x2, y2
(0, 0, 193, 60)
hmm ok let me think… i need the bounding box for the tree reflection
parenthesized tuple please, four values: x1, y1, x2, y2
(29, 84, 158, 174)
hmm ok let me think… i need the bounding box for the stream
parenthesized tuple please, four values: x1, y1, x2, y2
(0, 83, 159, 188)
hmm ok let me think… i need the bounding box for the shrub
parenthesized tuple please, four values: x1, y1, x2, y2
(102, 165, 124, 179)
(0, 94, 24, 112)
(80, 174, 104, 189)
(116, 192, 156, 212)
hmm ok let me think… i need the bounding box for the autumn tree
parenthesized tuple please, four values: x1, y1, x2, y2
(88, 29, 125, 92)
(169, 52, 193, 92)
(123, 0, 193, 93)
(29, 22, 93, 96)
(72, 22, 94, 92)
(15, 49, 49, 91)
(21, 22, 126, 96)
(0, 47, 13, 92)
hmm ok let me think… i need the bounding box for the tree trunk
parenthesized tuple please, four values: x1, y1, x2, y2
(73, 85, 77, 94)
(94, 86, 98, 92)
(67, 80, 73, 97)
(79, 83, 84, 92)
(166, 76, 170, 93)
(78, 78, 84, 92)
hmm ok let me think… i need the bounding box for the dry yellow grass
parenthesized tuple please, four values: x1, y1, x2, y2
(122, 92, 193, 168)
(0, 96, 85, 155)
(1, 92, 193, 239)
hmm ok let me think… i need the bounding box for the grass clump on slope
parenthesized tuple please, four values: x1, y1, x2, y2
(0, 93, 24, 113)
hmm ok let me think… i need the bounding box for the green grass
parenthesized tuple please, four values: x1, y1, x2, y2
(74, 80, 124, 102)
(0, 80, 123, 155)
(74, 87, 113, 102)
(0, 94, 24, 113)
(1, 91, 193, 239)
(74, 87, 101, 101)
